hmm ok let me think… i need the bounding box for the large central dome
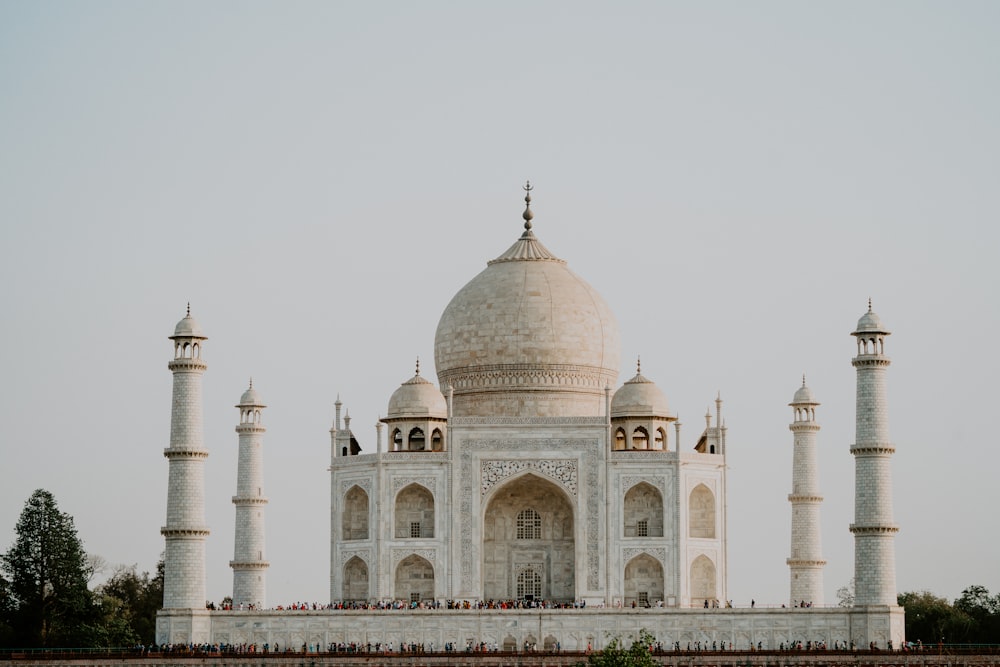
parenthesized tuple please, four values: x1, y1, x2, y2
(434, 187, 621, 417)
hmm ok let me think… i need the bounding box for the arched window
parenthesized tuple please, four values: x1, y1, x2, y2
(655, 427, 667, 451)
(615, 428, 626, 450)
(431, 428, 443, 451)
(392, 429, 403, 451)
(394, 484, 434, 538)
(343, 556, 368, 601)
(516, 508, 541, 539)
(632, 427, 649, 449)
(689, 484, 716, 538)
(624, 482, 664, 537)
(342, 486, 369, 540)
(409, 427, 425, 451)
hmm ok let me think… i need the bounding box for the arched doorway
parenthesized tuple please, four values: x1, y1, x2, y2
(343, 556, 368, 601)
(690, 554, 717, 607)
(395, 554, 434, 603)
(624, 553, 663, 607)
(482, 473, 574, 601)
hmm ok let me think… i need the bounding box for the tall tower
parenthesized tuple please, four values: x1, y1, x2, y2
(787, 377, 825, 605)
(850, 301, 898, 606)
(162, 305, 210, 609)
(231, 380, 269, 608)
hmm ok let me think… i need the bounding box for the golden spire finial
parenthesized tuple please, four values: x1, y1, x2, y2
(522, 180, 534, 230)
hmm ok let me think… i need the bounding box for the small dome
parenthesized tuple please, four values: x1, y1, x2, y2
(611, 370, 672, 419)
(854, 301, 890, 335)
(171, 307, 206, 339)
(791, 381, 817, 406)
(239, 384, 264, 407)
(387, 373, 447, 419)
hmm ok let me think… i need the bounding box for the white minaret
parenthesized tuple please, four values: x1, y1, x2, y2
(162, 305, 210, 609)
(231, 380, 269, 608)
(850, 301, 899, 606)
(787, 376, 825, 605)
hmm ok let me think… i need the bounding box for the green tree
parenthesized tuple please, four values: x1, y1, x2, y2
(1, 489, 94, 647)
(582, 630, 658, 667)
(954, 585, 1000, 643)
(897, 591, 973, 644)
(93, 561, 163, 644)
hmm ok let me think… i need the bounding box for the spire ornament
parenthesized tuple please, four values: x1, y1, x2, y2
(522, 180, 534, 230)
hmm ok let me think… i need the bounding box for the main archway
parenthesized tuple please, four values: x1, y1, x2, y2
(482, 473, 574, 601)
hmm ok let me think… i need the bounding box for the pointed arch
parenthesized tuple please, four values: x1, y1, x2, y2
(391, 428, 403, 451)
(394, 554, 434, 603)
(631, 426, 649, 449)
(690, 554, 717, 606)
(342, 485, 369, 540)
(395, 483, 434, 538)
(408, 427, 425, 451)
(624, 482, 663, 537)
(343, 556, 368, 601)
(689, 484, 716, 538)
(482, 473, 575, 601)
(655, 427, 668, 451)
(614, 428, 626, 450)
(431, 428, 444, 451)
(624, 553, 664, 607)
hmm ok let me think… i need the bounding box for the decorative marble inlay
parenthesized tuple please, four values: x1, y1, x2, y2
(621, 475, 665, 494)
(622, 547, 666, 566)
(339, 478, 372, 496)
(391, 548, 436, 570)
(392, 476, 436, 495)
(339, 549, 371, 568)
(481, 459, 577, 497)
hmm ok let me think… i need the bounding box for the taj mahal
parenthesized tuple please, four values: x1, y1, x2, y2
(156, 184, 904, 649)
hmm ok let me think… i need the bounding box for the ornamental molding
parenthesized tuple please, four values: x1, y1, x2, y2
(339, 549, 372, 568)
(380, 452, 447, 462)
(451, 416, 606, 426)
(340, 478, 373, 497)
(787, 494, 823, 502)
(481, 459, 577, 497)
(392, 476, 436, 495)
(460, 438, 601, 592)
(391, 548, 436, 570)
(850, 444, 896, 455)
(160, 527, 210, 537)
(621, 475, 666, 495)
(622, 547, 666, 566)
(849, 524, 900, 535)
(163, 448, 209, 459)
(439, 364, 617, 392)
(232, 496, 269, 505)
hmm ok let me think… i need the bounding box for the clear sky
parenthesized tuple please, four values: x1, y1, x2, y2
(1, 1, 998, 608)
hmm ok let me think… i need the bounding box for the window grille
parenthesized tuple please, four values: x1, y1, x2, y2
(516, 509, 541, 539)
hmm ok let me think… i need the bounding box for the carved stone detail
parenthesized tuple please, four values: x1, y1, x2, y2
(621, 475, 666, 494)
(391, 548, 436, 570)
(339, 549, 371, 568)
(392, 477, 436, 495)
(339, 478, 372, 497)
(481, 459, 577, 497)
(622, 547, 667, 566)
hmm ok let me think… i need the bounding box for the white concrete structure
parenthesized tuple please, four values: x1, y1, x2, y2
(787, 378, 825, 606)
(162, 305, 210, 612)
(157, 186, 903, 648)
(850, 302, 899, 607)
(231, 381, 269, 608)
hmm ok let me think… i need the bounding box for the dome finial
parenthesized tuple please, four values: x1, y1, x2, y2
(415, 356, 420, 376)
(522, 180, 534, 230)
(636, 356, 641, 374)
(868, 297, 873, 312)
(186, 302, 191, 317)
(802, 374, 806, 387)
(249, 377, 253, 390)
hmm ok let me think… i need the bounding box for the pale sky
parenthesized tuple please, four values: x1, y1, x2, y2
(1, 1, 998, 608)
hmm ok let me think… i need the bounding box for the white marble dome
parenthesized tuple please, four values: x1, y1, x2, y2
(434, 223, 620, 417)
(172, 310, 205, 339)
(387, 373, 447, 419)
(239, 383, 264, 407)
(791, 382, 817, 405)
(611, 369, 672, 418)
(854, 305, 888, 333)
